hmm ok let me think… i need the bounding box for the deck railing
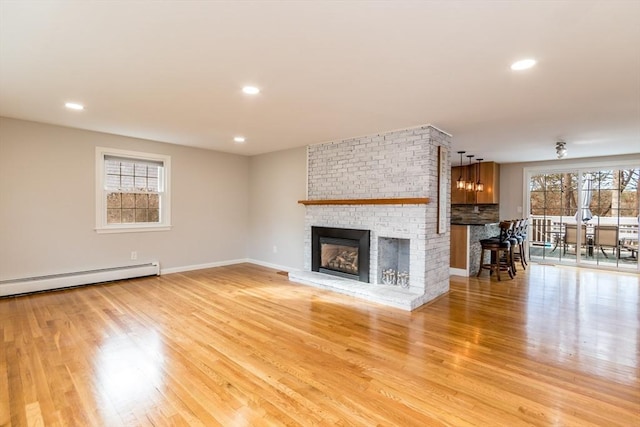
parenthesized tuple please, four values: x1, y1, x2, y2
(529, 215, 638, 247)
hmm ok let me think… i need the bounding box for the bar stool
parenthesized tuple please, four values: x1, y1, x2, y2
(477, 239, 513, 281)
(477, 223, 514, 281)
(510, 219, 527, 271)
(500, 220, 518, 275)
(520, 218, 529, 266)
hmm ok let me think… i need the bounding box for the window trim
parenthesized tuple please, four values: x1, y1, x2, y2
(95, 147, 172, 233)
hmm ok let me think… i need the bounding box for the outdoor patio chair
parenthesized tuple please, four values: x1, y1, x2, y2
(593, 225, 619, 258)
(622, 240, 638, 260)
(563, 224, 587, 255)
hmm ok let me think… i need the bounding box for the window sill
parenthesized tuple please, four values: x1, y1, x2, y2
(95, 225, 172, 234)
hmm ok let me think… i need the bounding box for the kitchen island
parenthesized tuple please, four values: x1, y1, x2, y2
(450, 222, 500, 276)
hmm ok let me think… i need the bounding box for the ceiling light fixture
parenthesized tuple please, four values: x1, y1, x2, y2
(510, 58, 536, 71)
(465, 155, 475, 191)
(65, 102, 84, 110)
(234, 136, 246, 143)
(242, 86, 260, 95)
(456, 151, 466, 190)
(556, 141, 567, 158)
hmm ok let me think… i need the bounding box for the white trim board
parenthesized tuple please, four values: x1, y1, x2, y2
(160, 259, 296, 275)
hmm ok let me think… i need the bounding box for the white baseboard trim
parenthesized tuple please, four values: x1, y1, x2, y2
(160, 259, 249, 275)
(160, 259, 297, 275)
(450, 267, 469, 277)
(245, 259, 298, 273)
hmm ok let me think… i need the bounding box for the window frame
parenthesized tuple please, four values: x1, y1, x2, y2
(95, 147, 171, 233)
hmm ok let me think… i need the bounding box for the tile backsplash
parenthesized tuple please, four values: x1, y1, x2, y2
(451, 204, 499, 224)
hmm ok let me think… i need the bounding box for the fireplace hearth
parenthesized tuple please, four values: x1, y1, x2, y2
(312, 226, 370, 282)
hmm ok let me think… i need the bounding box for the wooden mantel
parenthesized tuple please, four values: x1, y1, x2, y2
(297, 197, 430, 206)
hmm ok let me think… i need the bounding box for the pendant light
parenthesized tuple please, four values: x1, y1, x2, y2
(475, 158, 484, 192)
(465, 155, 475, 191)
(456, 151, 466, 190)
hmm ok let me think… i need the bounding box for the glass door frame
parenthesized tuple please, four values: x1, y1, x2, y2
(524, 159, 639, 273)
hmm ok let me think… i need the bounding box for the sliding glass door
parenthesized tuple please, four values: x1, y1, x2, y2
(528, 165, 639, 272)
(580, 169, 639, 269)
(529, 171, 579, 265)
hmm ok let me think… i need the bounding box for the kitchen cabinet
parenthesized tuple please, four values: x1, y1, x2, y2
(451, 162, 500, 204)
(451, 166, 470, 204)
(450, 225, 468, 270)
(476, 161, 500, 204)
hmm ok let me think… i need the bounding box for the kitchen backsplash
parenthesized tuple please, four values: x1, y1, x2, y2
(451, 204, 500, 224)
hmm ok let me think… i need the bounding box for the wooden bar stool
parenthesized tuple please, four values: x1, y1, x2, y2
(510, 219, 527, 272)
(520, 218, 529, 266)
(477, 238, 514, 281)
(477, 221, 514, 281)
(500, 220, 518, 275)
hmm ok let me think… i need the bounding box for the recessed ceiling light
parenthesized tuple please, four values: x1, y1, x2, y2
(510, 59, 536, 71)
(242, 86, 260, 95)
(234, 136, 246, 143)
(65, 102, 85, 110)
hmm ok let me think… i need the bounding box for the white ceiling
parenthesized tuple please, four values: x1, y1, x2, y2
(1, 1, 639, 164)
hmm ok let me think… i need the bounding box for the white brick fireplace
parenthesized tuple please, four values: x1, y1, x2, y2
(289, 125, 451, 310)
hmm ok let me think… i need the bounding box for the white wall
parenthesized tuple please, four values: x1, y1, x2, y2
(248, 146, 307, 270)
(500, 154, 640, 219)
(0, 117, 249, 280)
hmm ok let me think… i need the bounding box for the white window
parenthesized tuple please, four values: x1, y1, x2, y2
(96, 147, 171, 233)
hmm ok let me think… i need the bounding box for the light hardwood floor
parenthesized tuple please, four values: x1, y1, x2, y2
(1, 263, 638, 426)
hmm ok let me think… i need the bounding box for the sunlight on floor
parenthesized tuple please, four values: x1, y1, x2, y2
(94, 328, 166, 415)
(524, 264, 638, 385)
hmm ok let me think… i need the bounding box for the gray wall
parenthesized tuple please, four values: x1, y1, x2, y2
(0, 117, 250, 279)
(500, 154, 640, 220)
(247, 146, 307, 270)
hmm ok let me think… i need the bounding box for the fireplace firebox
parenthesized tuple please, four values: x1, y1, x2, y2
(311, 226, 370, 282)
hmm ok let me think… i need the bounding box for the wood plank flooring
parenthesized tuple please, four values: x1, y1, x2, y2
(1, 263, 638, 426)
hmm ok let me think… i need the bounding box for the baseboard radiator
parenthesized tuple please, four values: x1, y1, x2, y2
(0, 262, 160, 297)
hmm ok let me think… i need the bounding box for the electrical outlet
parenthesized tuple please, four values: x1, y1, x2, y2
(272, 245, 278, 253)
(473, 205, 479, 213)
(131, 251, 137, 260)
